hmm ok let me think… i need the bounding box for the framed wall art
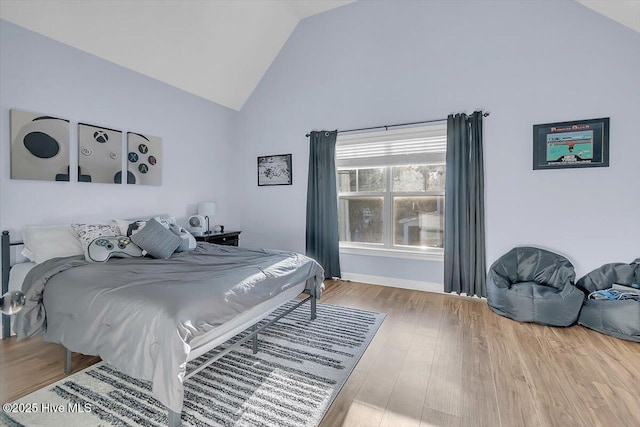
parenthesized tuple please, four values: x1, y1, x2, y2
(258, 154, 292, 186)
(78, 123, 123, 184)
(10, 109, 70, 182)
(127, 132, 162, 185)
(533, 118, 609, 170)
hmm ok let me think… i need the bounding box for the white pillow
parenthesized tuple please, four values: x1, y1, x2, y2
(154, 216, 175, 229)
(72, 223, 122, 251)
(21, 225, 83, 264)
(169, 223, 197, 252)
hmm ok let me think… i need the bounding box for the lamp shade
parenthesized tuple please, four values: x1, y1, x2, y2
(198, 202, 217, 217)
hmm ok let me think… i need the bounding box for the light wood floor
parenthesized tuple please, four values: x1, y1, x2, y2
(1, 280, 639, 426)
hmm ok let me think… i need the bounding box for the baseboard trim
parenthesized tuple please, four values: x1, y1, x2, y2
(341, 272, 444, 293)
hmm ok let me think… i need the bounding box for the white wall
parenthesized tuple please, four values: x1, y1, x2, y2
(231, 0, 640, 282)
(2, 0, 639, 291)
(0, 20, 237, 235)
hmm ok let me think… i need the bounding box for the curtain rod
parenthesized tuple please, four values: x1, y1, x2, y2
(305, 111, 490, 137)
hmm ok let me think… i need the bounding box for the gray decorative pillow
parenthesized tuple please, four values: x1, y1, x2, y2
(130, 218, 181, 259)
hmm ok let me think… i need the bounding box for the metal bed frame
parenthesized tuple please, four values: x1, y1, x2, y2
(1, 230, 318, 426)
(1, 231, 22, 340)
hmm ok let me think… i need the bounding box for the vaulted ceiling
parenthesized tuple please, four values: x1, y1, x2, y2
(0, 0, 355, 110)
(0, 0, 637, 111)
(576, 0, 640, 35)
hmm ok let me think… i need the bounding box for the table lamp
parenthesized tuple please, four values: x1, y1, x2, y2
(197, 202, 217, 235)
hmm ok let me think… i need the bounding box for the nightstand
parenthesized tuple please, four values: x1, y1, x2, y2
(195, 231, 241, 246)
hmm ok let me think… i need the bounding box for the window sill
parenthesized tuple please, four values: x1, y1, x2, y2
(339, 245, 444, 261)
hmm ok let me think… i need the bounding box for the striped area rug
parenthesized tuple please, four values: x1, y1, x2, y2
(1, 301, 385, 427)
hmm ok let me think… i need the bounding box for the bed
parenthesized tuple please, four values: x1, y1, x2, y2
(1, 230, 324, 427)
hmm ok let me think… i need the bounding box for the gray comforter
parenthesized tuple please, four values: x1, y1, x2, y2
(13, 243, 324, 412)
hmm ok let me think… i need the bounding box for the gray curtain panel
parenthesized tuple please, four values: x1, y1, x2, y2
(306, 130, 341, 279)
(444, 112, 487, 297)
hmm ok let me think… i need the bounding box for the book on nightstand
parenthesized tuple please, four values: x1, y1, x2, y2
(611, 283, 640, 295)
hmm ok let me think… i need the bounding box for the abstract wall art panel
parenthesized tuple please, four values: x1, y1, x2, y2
(127, 132, 162, 185)
(78, 123, 123, 184)
(11, 109, 71, 181)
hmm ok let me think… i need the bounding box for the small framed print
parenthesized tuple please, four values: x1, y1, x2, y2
(258, 154, 292, 186)
(533, 118, 609, 170)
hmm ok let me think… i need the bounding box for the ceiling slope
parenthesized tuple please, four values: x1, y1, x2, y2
(576, 0, 640, 33)
(0, 0, 354, 111)
(1, 1, 636, 110)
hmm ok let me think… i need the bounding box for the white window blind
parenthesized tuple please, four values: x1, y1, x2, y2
(336, 122, 447, 256)
(336, 123, 447, 168)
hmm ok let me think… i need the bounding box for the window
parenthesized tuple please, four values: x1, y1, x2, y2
(336, 124, 446, 257)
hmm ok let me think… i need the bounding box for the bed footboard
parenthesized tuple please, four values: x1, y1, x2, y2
(64, 348, 72, 374)
(1, 232, 10, 339)
(309, 281, 317, 320)
(165, 290, 318, 426)
(61, 285, 319, 427)
(2, 231, 25, 340)
(168, 409, 181, 427)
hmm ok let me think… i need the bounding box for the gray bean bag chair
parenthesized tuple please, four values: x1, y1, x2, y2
(487, 247, 584, 326)
(575, 259, 640, 342)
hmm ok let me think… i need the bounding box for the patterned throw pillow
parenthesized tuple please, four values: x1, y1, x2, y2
(72, 223, 122, 251)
